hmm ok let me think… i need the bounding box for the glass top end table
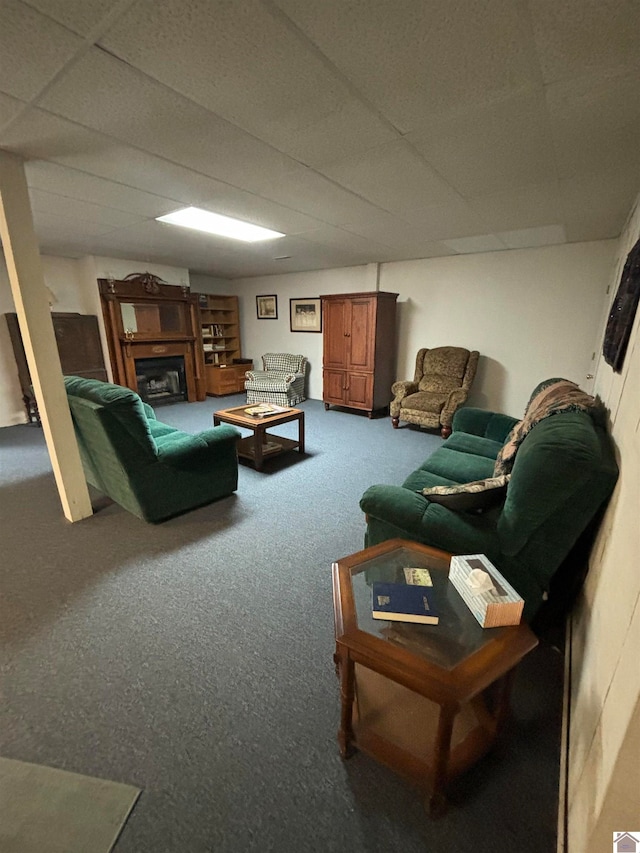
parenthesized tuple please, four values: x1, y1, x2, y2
(332, 538, 538, 815)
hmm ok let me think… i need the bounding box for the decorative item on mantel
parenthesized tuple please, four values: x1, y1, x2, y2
(122, 272, 169, 295)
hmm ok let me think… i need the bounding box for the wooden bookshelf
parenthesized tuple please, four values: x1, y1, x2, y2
(197, 294, 252, 395)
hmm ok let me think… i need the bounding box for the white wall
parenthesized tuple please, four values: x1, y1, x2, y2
(194, 265, 371, 395)
(195, 243, 614, 415)
(0, 254, 191, 426)
(0, 241, 616, 425)
(567, 197, 640, 852)
(380, 241, 615, 414)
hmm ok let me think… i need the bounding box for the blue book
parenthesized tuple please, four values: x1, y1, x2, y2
(371, 581, 439, 625)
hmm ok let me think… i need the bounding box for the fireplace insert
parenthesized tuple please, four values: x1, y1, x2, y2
(135, 356, 187, 405)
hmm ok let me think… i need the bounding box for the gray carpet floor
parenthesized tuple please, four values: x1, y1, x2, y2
(0, 396, 563, 852)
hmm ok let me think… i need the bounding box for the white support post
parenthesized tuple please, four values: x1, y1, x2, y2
(0, 150, 93, 522)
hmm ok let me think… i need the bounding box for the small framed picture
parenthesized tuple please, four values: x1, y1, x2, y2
(290, 298, 322, 333)
(256, 295, 278, 319)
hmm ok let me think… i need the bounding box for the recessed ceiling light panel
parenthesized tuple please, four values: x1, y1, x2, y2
(156, 206, 285, 242)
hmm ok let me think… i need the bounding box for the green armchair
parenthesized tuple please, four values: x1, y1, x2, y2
(391, 346, 479, 438)
(64, 376, 240, 522)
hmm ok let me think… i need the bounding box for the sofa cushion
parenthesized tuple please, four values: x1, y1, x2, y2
(445, 431, 504, 459)
(403, 390, 447, 412)
(420, 446, 495, 483)
(421, 475, 510, 511)
(262, 353, 305, 373)
(418, 347, 470, 392)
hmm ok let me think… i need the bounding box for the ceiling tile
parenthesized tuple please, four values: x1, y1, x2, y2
(32, 209, 120, 240)
(0, 0, 84, 100)
(528, 0, 640, 84)
(1, 105, 233, 204)
(0, 2, 637, 277)
(559, 168, 640, 242)
(407, 90, 557, 198)
(401, 200, 488, 242)
(0, 91, 25, 129)
(23, 0, 127, 37)
(338, 209, 423, 245)
(259, 166, 385, 225)
(196, 187, 325, 235)
(496, 224, 566, 249)
(468, 182, 562, 232)
(25, 161, 180, 218)
(377, 242, 456, 262)
(546, 69, 640, 179)
(319, 139, 460, 214)
(38, 48, 300, 192)
(99, 0, 397, 163)
(273, 0, 541, 131)
(28, 187, 146, 227)
(292, 224, 389, 256)
(442, 234, 506, 254)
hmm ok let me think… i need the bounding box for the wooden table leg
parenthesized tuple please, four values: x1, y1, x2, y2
(337, 653, 355, 759)
(493, 668, 517, 733)
(428, 704, 456, 817)
(298, 412, 305, 453)
(254, 425, 264, 470)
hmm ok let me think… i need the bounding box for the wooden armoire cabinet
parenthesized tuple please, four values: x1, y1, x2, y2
(320, 291, 398, 417)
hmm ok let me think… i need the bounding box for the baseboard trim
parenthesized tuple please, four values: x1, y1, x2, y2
(557, 615, 573, 853)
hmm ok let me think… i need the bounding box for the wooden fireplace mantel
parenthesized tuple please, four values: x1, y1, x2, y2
(98, 277, 206, 402)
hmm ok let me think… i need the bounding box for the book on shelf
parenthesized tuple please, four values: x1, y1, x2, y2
(244, 404, 288, 417)
(371, 581, 439, 625)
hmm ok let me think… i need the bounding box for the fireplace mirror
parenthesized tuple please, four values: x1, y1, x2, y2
(120, 301, 187, 336)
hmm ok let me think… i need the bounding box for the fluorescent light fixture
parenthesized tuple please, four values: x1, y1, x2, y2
(156, 206, 285, 242)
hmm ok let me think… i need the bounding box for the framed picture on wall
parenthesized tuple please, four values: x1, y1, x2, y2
(290, 298, 322, 332)
(256, 295, 278, 319)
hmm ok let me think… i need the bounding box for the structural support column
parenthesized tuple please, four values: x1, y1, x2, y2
(0, 150, 92, 522)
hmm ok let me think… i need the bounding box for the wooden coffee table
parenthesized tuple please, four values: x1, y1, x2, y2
(332, 538, 538, 815)
(213, 404, 305, 470)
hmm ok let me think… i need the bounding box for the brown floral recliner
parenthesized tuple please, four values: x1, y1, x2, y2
(391, 347, 479, 438)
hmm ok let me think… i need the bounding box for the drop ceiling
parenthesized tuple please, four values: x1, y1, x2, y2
(1, 0, 639, 279)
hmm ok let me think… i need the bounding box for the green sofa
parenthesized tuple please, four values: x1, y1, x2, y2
(360, 380, 618, 621)
(64, 376, 240, 522)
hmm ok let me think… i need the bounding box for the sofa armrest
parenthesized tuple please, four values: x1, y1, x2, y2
(142, 401, 157, 420)
(441, 388, 469, 427)
(391, 379, 418, 399)
(360, 484, 430, 539)
(155, 424, 240, 469)
(452, 407, 519, 442)
(360, 484, 497, 553)
(245, 370, 295, 383)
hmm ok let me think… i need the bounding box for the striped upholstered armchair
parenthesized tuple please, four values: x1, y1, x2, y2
(244, 353, 308, 406)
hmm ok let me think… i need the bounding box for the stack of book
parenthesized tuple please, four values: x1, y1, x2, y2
(244, 404, 287, 417)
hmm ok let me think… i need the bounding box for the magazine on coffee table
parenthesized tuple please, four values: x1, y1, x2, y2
(244, 404, 288, 417)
